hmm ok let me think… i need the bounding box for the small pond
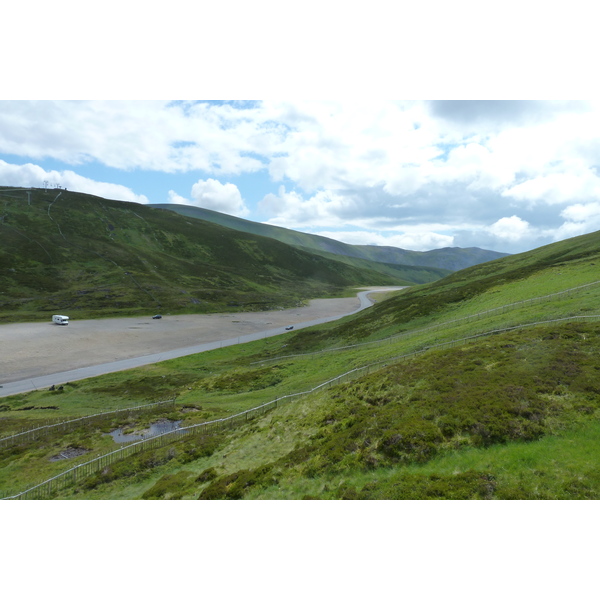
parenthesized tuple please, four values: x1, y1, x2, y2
(108, 419, 182, 443)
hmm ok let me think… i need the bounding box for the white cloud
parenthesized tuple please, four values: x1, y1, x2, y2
(258, 185, 542, 253)
(259, 185, 351, 228)
(0, 159, 148, 203)
(167, 190, 189, 204)
(502, 171, 600, 206)
(383, 165, 429, 196)
(315, 229, 455, 252)
(260, 186, 305, 216)
(190, 178, 249, 217)
(488, 216, 530, 241)
(433, 143, 517, 191)
(551, 201, 600, 242)
(263, 101, 439, 194)
(3, 100, 600, 207)
(560, 201, 600, 222)
(0, 100, 270, 175)
(3, 100, 600, 254)
(551, 219, 600, 242)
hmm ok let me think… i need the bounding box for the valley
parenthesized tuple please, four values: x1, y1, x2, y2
(1, 187, 600, 500)
(0, 187, 409, 322)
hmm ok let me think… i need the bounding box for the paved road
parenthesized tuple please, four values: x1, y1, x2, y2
(0, 288, 404, 398)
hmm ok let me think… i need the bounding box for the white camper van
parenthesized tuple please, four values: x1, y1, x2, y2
(52, 315, 69, 325)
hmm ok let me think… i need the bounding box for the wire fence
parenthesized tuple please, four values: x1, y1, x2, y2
(0, 398, 176, 449)
(4, 312, 600, 500)
(354, 314, 600, 373)
(0, 368, 371, 500)
(253, 279, 600, 364)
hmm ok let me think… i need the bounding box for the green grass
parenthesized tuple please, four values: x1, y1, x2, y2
(191, 321, 600, 500)
(278, 230, 600, 351)
(244, 419, 600, 500)
(2, 226, 600, 499)
(16, 317, 597, 500)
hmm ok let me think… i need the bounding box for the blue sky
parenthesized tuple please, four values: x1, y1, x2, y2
(2, 99, 600, 254)
(1, 150, 277, 219)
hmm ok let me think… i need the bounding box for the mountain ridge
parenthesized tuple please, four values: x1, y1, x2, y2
(150, 202, 509, 271)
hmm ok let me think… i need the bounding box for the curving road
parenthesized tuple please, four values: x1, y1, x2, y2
(0, 287, 404, 398)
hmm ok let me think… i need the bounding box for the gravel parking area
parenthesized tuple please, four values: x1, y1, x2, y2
(0, 296, 366, 384)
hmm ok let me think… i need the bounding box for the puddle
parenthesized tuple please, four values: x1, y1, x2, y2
(108, 419, 182, 443)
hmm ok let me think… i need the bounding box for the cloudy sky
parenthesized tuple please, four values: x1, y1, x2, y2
(2, 99, 600, 254)
(2, 3, 598, 257)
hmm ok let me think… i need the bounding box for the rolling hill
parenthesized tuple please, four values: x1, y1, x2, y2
(1, 226, 599, 500)
(150, 203, 509, 271)
(283, 226, 600, 351)
(0, 186, 409, 322)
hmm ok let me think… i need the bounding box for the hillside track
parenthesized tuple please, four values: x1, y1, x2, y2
(0, 287, 404, 396)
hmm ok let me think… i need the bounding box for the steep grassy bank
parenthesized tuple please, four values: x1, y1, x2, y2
(282, 228, 600, 351)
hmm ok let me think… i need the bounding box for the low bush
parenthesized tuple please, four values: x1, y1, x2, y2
(340, 470, 497, 500)
(196, 467, 218, 483)
(197, 464, 278, 500)
(141, 471, 195, 499)
(232, 323, 600, 491)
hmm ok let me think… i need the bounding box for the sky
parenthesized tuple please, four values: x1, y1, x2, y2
(2, 4, 598, 258)
(2, 99, 600, 254)
(0, 100, 600, 253)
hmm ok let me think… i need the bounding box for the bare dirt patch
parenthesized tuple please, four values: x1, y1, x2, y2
(49, 446, 89, 462)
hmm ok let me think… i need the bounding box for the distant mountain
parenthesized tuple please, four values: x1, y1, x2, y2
(150, 203, 509, 271)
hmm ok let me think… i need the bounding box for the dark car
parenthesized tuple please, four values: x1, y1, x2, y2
(285, 325, 294, 330)
(152, 314, 162, 319)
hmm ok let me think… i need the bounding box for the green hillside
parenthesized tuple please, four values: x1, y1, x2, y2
(283, 227, 600, 351)
(151, 203, 508, 271)
(0, 187, 406, 322)
(292, 247, 450, 284)
(1, 227, 599, 499)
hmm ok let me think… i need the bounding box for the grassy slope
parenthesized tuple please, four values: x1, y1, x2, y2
(151, 204, 449, 284)
(151, 203, 508, 271)
(1, 228, 599, 499)
(298, 247, 450, 284)
(282, 227, 600, 351)
(0, 187, 404, 322)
